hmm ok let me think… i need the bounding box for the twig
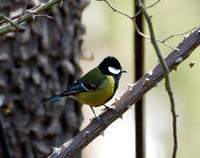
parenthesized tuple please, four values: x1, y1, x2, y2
(34, 14, 53, 19)
(145, 0, 161, 9)
(137, 0, 178, 158)
(0, 13, 25, 32)
(161, 27, 196, 42)
(98, 0, 161, 20)
(133, 20, 179, 50)
(0, 0, 61, 35)
(97, 0, 135, 19)
(48, 27, 200, 158)
(16, 0, 31, 24)
(99, 0, 194, 51)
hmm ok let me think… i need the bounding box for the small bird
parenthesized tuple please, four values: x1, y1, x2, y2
(41, 56, 126, 122)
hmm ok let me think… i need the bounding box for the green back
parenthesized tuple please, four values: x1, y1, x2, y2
(79, 67, 106, 88)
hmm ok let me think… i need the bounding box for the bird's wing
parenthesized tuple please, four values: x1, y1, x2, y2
(60, 68, 105, 96)
(60, 80, 98, 96)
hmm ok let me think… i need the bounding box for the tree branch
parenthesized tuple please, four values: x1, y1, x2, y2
(0, 0, 61, 35)
(48, 27, 200, 158)
(0, 13, 25, 32)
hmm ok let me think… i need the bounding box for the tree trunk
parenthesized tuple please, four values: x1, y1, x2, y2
(0, 0, 88, 157)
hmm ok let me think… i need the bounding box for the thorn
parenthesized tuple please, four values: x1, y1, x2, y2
(83, 131, 90, 137)
(127, 83, 135, 90)
(119, 113, 123, 120)
(128, 105, 132, 109)
(189, 62, 195, 68)
(26, 10, 36, 20)
(175, 48, 180, 52)
(143, 78, 150, 86)
(155, 82, 159, 87)
(100, 131, 105, 137)
(176, 114, 179, 117)
(52, 147, 61, 155)
(175, 57, 183, 64)
(174, 66, 177, 71)
(36, 14, 53, 19)
(147, 70, 153, 76)
(115, 97, 120, 102)
(184, 34, 189, 39)
(198, 30, 200, 36)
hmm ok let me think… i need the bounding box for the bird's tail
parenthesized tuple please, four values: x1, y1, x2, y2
(41, 95, 63, 104)
(41, 89, 77, 104)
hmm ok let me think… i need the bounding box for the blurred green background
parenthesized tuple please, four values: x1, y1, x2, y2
(80, 0, 200, 158)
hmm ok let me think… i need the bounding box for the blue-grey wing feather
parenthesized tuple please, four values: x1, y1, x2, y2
(60, 80, 98, 96)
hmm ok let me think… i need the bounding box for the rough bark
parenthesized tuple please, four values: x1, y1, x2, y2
(0, 0, 88, 158)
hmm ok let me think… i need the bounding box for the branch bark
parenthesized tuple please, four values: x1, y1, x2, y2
(0, 0, 61, 35)
(48, 27, 200, 158)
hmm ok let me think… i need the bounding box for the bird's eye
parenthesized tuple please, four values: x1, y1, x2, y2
(108, 66, 121, 74)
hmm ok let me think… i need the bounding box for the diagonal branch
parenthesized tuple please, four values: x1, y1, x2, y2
(48, 27, 200, 158)
(0, 0, 61, 35)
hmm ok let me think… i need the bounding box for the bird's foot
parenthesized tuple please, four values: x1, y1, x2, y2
(102, 105, 114, 112)
(94, 116, 106, 126)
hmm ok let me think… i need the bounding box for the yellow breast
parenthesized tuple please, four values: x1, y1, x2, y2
(76, 76, 115, 107)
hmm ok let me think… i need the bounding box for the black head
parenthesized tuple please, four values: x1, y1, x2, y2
(98, 56, 126, 76)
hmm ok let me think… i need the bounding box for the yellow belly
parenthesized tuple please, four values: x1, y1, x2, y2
(76, 76, 115, 107)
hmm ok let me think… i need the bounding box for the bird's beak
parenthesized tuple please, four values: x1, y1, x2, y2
(121, 69, 127, 73)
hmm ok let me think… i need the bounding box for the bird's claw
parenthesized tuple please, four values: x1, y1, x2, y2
(94, 116, 106, 126)
(102, 105, 114, 112)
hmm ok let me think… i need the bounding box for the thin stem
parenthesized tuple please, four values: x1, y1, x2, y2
(99, 0, 187, 51)
(137, 1, 178, 158)
(161, 27, 196, 42)
(98, 0, 161, 20)
(0, 13, 24, 32)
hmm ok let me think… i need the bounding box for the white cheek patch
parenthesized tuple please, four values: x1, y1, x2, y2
(108, 66, 121, 74)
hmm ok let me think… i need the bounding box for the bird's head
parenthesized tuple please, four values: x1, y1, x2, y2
(98, 56, 127, 76)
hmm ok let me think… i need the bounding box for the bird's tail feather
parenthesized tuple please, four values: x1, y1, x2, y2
(41, 95, 62, 104)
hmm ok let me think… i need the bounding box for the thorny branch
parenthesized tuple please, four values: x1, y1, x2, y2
(0, 0, 61, 35)
(48, 28, 200, 158)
